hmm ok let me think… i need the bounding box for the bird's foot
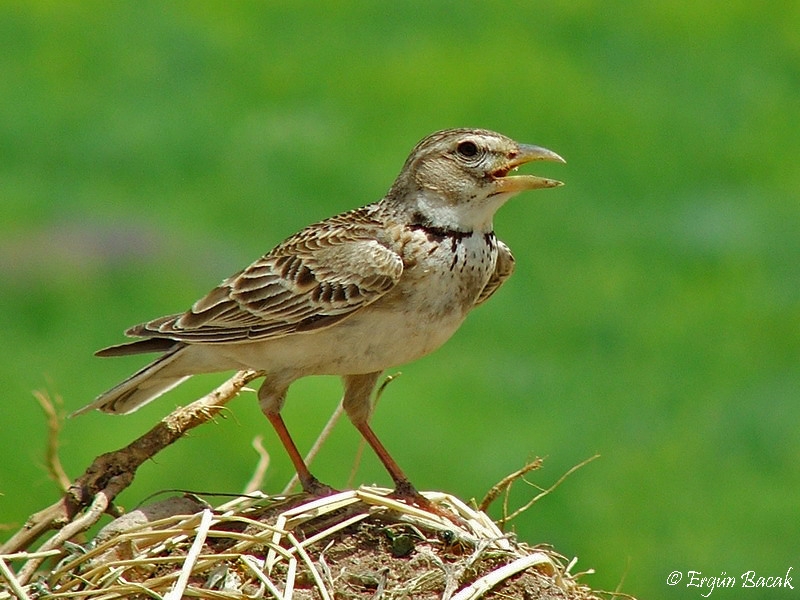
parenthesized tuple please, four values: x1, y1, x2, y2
(300, 475, 340, 497)
(391, 480, 466, 528)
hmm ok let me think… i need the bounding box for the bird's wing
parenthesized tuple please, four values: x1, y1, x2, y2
(127, 208, 404, 344)
(474, 239, 515, 306)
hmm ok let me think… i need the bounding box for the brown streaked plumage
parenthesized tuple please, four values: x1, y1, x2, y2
(75, 128, 564, 510)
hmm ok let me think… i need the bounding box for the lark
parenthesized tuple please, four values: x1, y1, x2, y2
(76, 128, 564, 507)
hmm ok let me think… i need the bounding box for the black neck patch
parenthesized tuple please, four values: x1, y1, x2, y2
(409, 212, 474, 243)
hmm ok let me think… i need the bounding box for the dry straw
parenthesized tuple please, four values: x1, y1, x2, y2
(1, 372, 619, 599)
(2, 486, 601, 599)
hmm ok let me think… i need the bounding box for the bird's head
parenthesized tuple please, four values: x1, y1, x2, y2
(386, 128, 564, 232)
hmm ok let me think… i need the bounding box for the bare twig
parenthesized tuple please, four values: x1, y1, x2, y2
(497, 454, 600, 527)
(33, 390, 71, 493)
(478, 457, 543, 513)
(15, 491, 111, 583)
(243, 435, 271, 495)
(0, 501, 72, 559)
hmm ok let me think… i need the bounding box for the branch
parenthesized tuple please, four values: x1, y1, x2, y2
(1, 369, 262, 582)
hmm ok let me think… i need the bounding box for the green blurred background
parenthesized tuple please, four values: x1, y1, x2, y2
(2, 2, 798, 598)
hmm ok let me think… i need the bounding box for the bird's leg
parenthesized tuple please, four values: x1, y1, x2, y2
(264, 412, 337, 496)
(343, 374, 459, 521)
(259, 380, 336, 496)
(351, 415, 417, 494)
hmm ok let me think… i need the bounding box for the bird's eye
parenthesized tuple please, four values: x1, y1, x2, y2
(456, 140, 479, 158)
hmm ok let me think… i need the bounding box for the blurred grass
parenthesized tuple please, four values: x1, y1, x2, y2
(1, 2, 798, 597)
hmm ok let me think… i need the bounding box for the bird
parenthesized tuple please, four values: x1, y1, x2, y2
(75, 128, 564, 510)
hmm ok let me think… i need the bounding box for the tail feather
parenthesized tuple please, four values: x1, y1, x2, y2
(72, 344, 190, 417)
(95, 337, 178, 357)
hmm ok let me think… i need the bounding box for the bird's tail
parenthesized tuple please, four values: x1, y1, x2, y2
(72, 342, 190, 417)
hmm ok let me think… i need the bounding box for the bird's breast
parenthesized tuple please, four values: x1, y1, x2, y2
(387, 226, 499, 317)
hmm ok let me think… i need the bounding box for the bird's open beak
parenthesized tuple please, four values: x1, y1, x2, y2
(491, 144, 565, 193)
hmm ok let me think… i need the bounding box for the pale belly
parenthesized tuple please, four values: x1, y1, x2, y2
(217, 304, 467, 375)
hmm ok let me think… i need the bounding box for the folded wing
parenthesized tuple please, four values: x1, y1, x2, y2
(120, 209, 404, 345)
